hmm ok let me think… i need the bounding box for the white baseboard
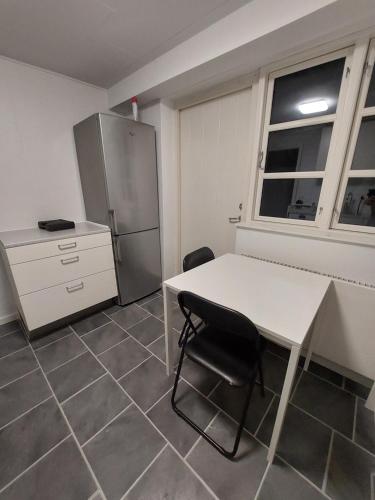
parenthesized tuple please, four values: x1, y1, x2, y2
(0, 311, 18, 326)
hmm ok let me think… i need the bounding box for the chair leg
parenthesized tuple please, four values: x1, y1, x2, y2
(171, 341, 186, 407)
(258, 360, 265, 397)
(172, 359, 257, 460)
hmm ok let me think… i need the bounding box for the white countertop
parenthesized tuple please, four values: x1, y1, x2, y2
(0, 222, 110, 248)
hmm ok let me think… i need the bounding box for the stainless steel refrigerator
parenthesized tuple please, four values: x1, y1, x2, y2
(73, 113, 162, 305)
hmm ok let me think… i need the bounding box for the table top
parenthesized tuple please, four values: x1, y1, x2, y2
(0, 222, 110, 248)
(164, 253, 331, 347)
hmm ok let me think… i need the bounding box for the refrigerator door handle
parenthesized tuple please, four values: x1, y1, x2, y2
(117, 239, 122, 263)
(108, 209, 118, 234)
(113, 238, 122, 264)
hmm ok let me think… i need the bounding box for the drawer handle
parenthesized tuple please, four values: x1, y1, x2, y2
(58, 242, 77, 251)
(66, 282, 84, 293)
(60, 256, 79, 265)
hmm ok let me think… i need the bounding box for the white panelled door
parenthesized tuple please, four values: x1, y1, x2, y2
(180, 88, 253, 262)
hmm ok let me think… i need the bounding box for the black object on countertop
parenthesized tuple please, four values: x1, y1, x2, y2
(38, 219, 75, 231)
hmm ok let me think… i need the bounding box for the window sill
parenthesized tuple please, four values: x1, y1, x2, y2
(237, 220, 375, 248)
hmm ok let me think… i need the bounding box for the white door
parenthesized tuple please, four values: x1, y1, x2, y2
(180, 88, 253, 262)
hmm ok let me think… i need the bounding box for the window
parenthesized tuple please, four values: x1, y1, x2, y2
(255, 49, 351, 227)
(333, 40, 375, 233)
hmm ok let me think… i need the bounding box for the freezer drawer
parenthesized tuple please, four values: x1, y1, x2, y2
(114, 229, 161, 305)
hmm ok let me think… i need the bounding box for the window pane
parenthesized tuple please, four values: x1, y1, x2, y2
(365, 65, 375, 108)
(265, 124, 332, 173)
(351, 116, 375, 170)
(270, 58, 345, 124)
(259, 178, 322, 220)
(339, 177, 375, 227)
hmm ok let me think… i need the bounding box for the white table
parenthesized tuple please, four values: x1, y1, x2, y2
(163, 253, 331, 462)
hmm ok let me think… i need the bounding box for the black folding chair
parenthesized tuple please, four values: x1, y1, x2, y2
(183, 247, 215, 272)
(179, 247, 215, 347)
(171, 291, 266, 459)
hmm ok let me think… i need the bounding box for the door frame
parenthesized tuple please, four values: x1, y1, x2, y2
(177, 78, 256, 269)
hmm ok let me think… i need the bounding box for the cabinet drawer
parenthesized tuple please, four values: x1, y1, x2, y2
(12, 245, 115, 295)
(6, 232, 112, 265)
(20, 269, 118, 331)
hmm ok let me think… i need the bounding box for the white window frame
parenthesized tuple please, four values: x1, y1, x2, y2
(332, 38, 375, 234)
(254, 47, 353, 228)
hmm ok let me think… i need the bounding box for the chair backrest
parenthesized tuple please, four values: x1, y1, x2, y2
(178, 291, 261, 348)
(183, 247, 215, 272)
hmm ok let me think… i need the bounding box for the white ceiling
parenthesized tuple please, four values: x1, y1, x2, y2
(0, 0, 250, 88)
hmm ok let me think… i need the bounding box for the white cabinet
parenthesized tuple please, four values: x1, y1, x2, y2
(0, 222, 118, 334)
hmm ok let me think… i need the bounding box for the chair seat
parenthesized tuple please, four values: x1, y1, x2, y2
(184, 326, 266, 387)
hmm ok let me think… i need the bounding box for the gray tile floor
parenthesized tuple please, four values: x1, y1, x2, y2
(0, 292, 374, 500)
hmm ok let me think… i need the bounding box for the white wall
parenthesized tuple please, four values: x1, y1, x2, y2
(0, 57, 107, 322)
(138, 101, 179, 280)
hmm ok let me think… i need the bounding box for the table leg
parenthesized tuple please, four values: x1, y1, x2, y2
(303, 319, 315, 372)
(304, 286, 330, 372)
(163, 284, 176, 376)
(267, 345, 301, 463)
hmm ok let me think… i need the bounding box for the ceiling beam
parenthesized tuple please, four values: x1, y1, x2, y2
(109, 0, 375, 113)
